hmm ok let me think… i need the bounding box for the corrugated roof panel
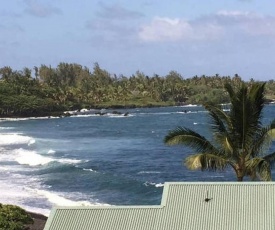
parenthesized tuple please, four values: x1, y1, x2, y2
(44, 182, 275, 230)
(161, 183, 275, 230)
(46, 207, 162, 230)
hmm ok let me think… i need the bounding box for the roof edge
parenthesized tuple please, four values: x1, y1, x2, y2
(46, 182, 275, 213)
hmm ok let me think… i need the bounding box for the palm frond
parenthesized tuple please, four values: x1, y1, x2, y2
(164, 127, 218, 153)
(250, 121, 275, 157)
(164, 82, 273, 182)
(246, 158, 272, 181)
(204, 104, 231, 127)
(204, 104, 234, 154)
(228, 83, 266, 152)
(264, 152, 275, 168)
(224, 83, 235, 100)
(185, 153, 228, 171)
(256, 160, 271, 181)
(249, 83, 266, 118)
(267, 119, 275, 139)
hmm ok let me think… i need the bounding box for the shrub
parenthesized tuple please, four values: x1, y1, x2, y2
(0, 204, 33, 230)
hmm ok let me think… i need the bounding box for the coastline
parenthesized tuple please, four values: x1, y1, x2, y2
(0, 102, 274, 120)
(1, 103, 274, 229)
(26, 211, 48, 230)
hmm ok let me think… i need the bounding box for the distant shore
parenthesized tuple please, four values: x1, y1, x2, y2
(0, 101, 274, 120)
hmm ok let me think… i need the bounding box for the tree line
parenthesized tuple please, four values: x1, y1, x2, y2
(0, 62, 274, 117)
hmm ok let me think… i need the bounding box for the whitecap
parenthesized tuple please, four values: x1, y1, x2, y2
(70, 114, 95, 118)
(29, 189, 110, 207)
(47, 149, 56, 154)
(0, 133, 34, 146)
(28, 139, 36, 146)
(14, 148, 81, 166)
(0, 116, 59, 122)
(143, 181, 164, 187)
(155, 183, 164, 187)
(176, 111, 197, 114)
(107, 113, 133, 118)
(15, 149, 54, 166)
(0, 127, 14, 130)
(83, 168, 96, 172)
(0, 176, 52, 216)
(58, 159, 82, 164)
(180, 104, 199, 107)
(138, 171, 161, 174)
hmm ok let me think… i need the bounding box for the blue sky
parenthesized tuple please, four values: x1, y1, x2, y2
(1, 0, 275, 80)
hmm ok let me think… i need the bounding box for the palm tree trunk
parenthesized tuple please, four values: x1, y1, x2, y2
(237, 176, 243, 181)
(234, 164, 244, 181)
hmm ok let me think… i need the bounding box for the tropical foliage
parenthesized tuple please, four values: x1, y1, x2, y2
(0, 63, 275, 117)
(164, 83, 275, 181)
(0, 204, 33, 230)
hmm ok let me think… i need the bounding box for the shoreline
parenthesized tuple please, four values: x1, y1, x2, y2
(0, 104, 195, 120)
(0, 102, 274, 120)
(26, 211, 48, 230)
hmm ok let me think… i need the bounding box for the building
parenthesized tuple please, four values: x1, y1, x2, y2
(44, 182, 275, 230)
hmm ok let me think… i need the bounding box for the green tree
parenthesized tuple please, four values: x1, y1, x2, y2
(164, 83, 275, 181)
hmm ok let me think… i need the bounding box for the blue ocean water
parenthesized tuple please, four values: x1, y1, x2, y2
(0, 105, 274, 216)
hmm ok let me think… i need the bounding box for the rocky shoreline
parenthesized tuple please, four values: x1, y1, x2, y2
(26, 212, 48, 230)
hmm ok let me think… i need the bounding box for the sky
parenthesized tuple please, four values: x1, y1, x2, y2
(1, 0, 275, 80)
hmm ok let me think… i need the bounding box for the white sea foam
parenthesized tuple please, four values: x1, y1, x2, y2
(0, 127, 14, 130)
(0, 133, 34, 146)
(144, 181, 164, 187)
(15, 149, 54, 166)
(155, 183, 164, 187)
(139, 112, 171, 116)
(28, 139, 36, 145)
(14, 148, 82, 166)
(47, 149, 56, 154)
(176, 111, 198, 114)
(58, 158, 82, 164)
(107, 113, 133, 118)
(24, 206, 51, 217)
(70, 113, 133, 118)
(0, 116, 60, 122)
(180, 104, 199, 107)
(70, 114, 95, 118)
(30, 189, 110, 207)
(32, 189, 89, 206)
(0, 167, 106, 217)
(83, 168, 95, 172)
(0, 174, 51, 216)
(138, 171, 161, 174)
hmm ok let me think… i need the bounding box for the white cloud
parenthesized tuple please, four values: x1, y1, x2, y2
(139, 17, 222, 42)
(139, 17, 190, 42)
(217, 10, 251, 17)
(216, 10, 275, 37)
(139, 11, 275, 43)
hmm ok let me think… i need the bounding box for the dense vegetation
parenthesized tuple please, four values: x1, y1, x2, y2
(0, 204, 33, 230)
(0, 63, 275, 117)
(165, 83, 275, 181)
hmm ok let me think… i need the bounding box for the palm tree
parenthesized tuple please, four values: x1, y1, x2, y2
(164, 83, 275, 181)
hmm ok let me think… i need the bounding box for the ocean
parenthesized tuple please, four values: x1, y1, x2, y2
(0, 105, 274, 216)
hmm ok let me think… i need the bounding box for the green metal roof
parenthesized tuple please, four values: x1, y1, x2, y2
(44, 182, 275, 230)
